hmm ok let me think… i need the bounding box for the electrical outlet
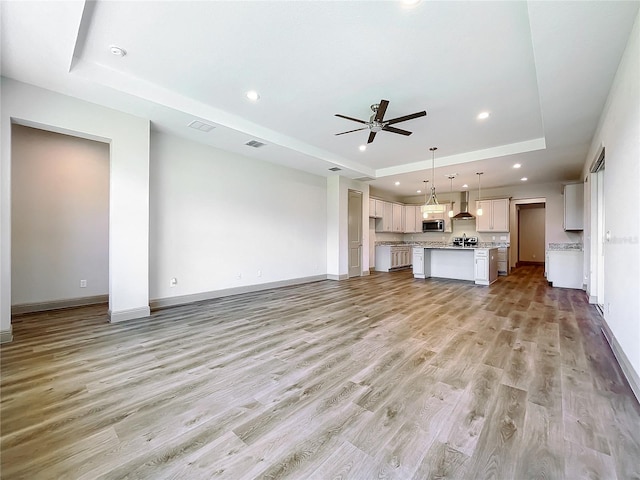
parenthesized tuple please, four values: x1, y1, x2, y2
(170, 277, 178, 287)
(257, 270, 262, 277)
(80, 279, 87, 288)
(237, 273, 242, 279)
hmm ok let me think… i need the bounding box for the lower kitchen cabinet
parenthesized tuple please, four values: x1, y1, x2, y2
(375, 245, 412, 272)
(412, 247, 425, 278)
(474, 248, 498, 285)
(547, 250, 583, 288)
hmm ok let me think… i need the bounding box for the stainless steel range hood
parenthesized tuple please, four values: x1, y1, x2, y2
(452, 191, 475, 219)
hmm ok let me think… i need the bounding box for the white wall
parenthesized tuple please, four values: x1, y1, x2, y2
(149, 132, 327, 300)
(11, 125, 109, 305)
(1, 78, 151, 333)
(518, 206, 546, 262)
(582, 12, 640, 382)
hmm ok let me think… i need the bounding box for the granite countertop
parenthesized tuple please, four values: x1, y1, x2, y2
(548, 242, 583, 251)
(375, 241, 509, 249)
(376, 241, 501, 250)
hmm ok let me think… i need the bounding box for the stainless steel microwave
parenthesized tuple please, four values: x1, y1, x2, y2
(422, 219, 445, 232)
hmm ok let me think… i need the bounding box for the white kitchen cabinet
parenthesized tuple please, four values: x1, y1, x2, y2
(368, 198, 376, 218)
(404, 206, 416, 233)
(547, 250, 583, 288)
(375, 201, 394, 232)
(474, 248, 498, 285)
(476, 198, 509, 232)
(375, 199, 385, 218)
(563, 183, 584, 231)
(412, 247, 425, 277)
(374, 245, 412, 272)
(392, 203, 404, 232)
(416, 207, 424, 231)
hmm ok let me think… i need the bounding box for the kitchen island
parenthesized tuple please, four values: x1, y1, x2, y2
(412, 246, 498, 285)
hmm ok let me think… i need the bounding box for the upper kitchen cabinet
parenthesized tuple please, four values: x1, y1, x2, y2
(563, 183, 584, 231)
(476, 198, 509, 232)
(369, 198, 385, 218)
(404, 205, 418, 233)
(374, 200, 399, 232)
(392, 203, 404, 232)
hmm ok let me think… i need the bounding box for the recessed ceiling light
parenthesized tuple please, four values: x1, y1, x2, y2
(477, 111, 490, 120)
(359, 145, 366, 152)
(417, 189, 422, 194)
(246, 90, 260, 101)
(109, 45, 126, 57)
(521, 177, 528, 181)
(513, 163, 521, 169)
(395, 181, 400, 186)
(462, 184, 468, 188)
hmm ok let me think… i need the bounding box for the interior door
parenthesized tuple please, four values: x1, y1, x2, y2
(348, 190, 363, 278)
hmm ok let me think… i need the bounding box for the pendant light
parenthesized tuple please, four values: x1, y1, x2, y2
(446, 174, 457, 218)
(421, 147, 446, 217)
(476, 172, 484, 216)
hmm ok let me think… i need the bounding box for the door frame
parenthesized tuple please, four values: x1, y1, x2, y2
(509, 197, 546, 273)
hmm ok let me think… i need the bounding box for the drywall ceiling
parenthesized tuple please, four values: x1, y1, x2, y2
(2, 0, 637, 196)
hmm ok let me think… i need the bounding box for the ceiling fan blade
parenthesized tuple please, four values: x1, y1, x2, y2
(382, 125, 412, 136)
(367, 131, 377, 144)
(374, 99, 389, 122)
(385, 111, 427, 125)
(335, 114, 368, 124)
(335, 127, 368, 136)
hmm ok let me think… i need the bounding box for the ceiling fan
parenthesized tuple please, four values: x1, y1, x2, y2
(335, 99, 427, 144)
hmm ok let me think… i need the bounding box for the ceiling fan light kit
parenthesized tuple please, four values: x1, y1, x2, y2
(335, 99, 426, 144)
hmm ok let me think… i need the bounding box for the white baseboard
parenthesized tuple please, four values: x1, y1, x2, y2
(12, 295, 109, 315)
(600, 319, 640, 404)
(150, 275, 327, 310)
(327, 274, 349, 281)
(0, 327, 13, 344)
(109, 306, 151, 323)
(361, 270, 370, 276)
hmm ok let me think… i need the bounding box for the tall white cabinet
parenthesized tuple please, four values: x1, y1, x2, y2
(563, 183, 584, 231)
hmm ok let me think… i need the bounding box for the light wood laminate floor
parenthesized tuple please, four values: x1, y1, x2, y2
(2, 266, 639, 479)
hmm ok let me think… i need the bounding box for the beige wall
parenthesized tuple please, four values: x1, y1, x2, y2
(11, 125, 109, 305)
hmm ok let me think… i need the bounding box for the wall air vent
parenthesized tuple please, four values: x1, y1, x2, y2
(245, 140, 266, 148)
(187, 120, 216, 132)
(329, 167, 342, 172)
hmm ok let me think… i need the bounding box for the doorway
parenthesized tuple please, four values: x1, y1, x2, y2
(348, 190, 363, 278)
(11, 125, 110, 314)
(517, 203, 545, 266)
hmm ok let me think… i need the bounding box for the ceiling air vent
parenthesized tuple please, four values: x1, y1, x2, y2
(187, 120, 216, 132)
(245, 140, 266, 148)
(354, 176, 375, 182)
(329, 167, 342, 172)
